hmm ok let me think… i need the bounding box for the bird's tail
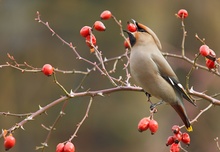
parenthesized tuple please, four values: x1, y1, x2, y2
(171, 104, 193, 132)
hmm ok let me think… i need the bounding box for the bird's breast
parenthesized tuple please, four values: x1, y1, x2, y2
(130, 46, 176, 102)
(130, 47, 159, 89)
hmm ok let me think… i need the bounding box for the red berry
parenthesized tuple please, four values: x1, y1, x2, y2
(138, 117, 150, 132)
(56, 143, 65, 152)
(172, 125, 180, 134)
(4, 135, 16, 151)
(177, 9, 188, 19)
(209, 49, 216, 58)
(42, 64, 54, 76)
(124, 38, 130, 49)
(93, 21, 106, 31)
(85, 34, 97, 48)
(100, 10, 112, 20)
(199, 45, 210, 57)
(173, 132, 182, 143)
(166, 136, 174, 146)
(63, 142, 75, 152)
(182, 133, 190, 145)
(149, 119, 158, 134)
(206, 59, 215, 69)
(170, 143, 180, 152)
(127, 22, 137, 32)
(80, 26, 92, 37)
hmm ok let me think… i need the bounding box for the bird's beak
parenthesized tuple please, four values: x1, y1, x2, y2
(131, 19, 137, 26)
(123, 30, 136, 47)
(131, 19, 142, 32)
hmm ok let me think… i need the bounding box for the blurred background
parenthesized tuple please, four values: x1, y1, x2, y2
(0, 0, 220, 151)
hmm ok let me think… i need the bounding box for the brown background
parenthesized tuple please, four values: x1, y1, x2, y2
(0, 0, 220, 151)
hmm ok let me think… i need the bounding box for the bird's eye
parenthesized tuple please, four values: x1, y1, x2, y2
(134, 21, 147, 32)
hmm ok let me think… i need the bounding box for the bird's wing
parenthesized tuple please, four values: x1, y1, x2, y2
(161, 76, 196, 106)
(151, 53, 196, 106)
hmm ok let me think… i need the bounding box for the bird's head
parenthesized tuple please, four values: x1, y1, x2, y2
(124, 20, 162, 50)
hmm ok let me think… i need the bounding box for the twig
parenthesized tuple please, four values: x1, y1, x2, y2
(54, 68, 89, 75)
(37, 103, 67, 151)
(52, 72, 70, 96)
(111, 15, 128, 42)
(162, 52, 220, 76)
(179, 143, 188, 152)
(93, 47, 117, 86)
(180, 103, 213, 129)
(0, 112, 32, 118)
(0, 86, 143, 138)
(214, 137, 220, 151)
(195, 34, 206, 44)
(109, 59, 118, 73)
(189, 88, 220, 105)
(35, 11, 106, 76)
(124, 49, 131, 85)
(186, 53, 200, 91)
(68, 97, 93, 141)
(0, 96, 69, 138)
(180, 18, 187, 57)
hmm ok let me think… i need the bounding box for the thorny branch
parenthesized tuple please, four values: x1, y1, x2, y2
(0, 112, 32, 118)
(179, 103, 213, 130)
(1, 10, 220, 151)
(0, 86, 143, 139)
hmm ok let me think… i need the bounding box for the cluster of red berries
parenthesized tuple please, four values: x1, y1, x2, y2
(79, 10, 112, 52)
(137, 117, 158, 134)
(166, 125, 190, 152)
(176, 9, 219, 70)
(56, 141, 75, 152)
(199, 44, 218, 69)
(2, 130, 16, 151)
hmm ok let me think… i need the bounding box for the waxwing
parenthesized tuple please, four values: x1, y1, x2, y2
(125, 20, 196, 131)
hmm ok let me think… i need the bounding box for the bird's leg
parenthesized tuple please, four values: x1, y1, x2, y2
(145, 92, 152, 103)
(150, 100, 164, 111)
(145, 92, 164, 112)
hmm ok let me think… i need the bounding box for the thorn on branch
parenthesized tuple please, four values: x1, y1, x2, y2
(41, 124, 51, 131)
(20, 125, 25, 130)
(97, 92, 104, 97)
(25, 116, 34, 121)
(214, 137, 220, 150)
(60, 111, 65, 116)
(41, 142, 48, 147)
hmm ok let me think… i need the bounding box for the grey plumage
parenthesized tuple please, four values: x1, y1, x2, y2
(125, 21, 195, 131)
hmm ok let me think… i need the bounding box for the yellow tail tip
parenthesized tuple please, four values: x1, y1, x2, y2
(186, 126, 193, 132)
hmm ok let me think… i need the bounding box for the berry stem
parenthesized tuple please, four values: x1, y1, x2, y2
(185, 53, 200, 92)
(181, 18, 187, 57)
(52, 72, 71, 96)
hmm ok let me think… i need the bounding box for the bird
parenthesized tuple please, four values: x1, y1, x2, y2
(124, 20, 196, 132)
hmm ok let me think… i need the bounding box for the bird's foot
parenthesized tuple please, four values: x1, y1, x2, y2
(150, 100, 164, 111)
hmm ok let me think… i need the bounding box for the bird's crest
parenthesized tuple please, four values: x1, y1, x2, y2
(135, 22, 162, 50)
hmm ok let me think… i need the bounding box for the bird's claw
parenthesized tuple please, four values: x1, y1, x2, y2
(150, 100, 164, 111)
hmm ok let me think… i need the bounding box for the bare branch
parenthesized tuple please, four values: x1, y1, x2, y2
(68, 97, 93, 141)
